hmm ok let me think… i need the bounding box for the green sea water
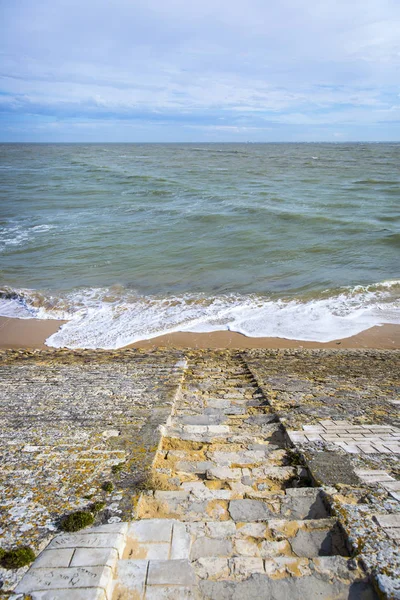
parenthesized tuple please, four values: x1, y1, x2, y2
(0, 143, 399, 348)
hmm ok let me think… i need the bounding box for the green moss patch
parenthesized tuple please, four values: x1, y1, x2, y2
(102, 481, 113, 493)
(89, 501, 106, 513)
(0, 546, 35, 569)
(60, 510, 94, 532)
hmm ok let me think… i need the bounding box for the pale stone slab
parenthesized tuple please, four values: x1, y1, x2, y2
(170, 522, 191, 559)
(383, 481, 400, 492)
(48, 533, 125, 558)
(207, 425, 230, 434)
(206, 521, 236, 538)
(194, 557, 230, 580)
(112, 559, 148, 598)
(144, 587, 198, 599)
(385, 528, 400, 541)
(87, 523, 129, 535)
(229, 499, 271, 521)
(128, 519, 173, 543)
(32, 549, 74, 569)
(16, 566, 112, 593)
(335, 442, 361, 453)
(206, 466, 242, 480)
(229, 556, 264, 576)
(373, 514, 400, 528)
(190, 537, 233, 560)
(154, 491, 188, 501)
(32, 589, 106, 600)
(71, 548, 119, 568)
(147, 559, 197, 586)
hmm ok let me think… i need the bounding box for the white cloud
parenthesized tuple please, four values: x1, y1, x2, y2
(0, 0, 399, 139)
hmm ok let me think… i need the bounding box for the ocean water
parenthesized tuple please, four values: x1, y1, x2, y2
(0, 142, 399, 349)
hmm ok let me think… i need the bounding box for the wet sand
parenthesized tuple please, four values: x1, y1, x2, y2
(1, 316, 399, 350)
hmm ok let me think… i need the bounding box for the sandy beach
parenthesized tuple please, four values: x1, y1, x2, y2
(1, 316, 399, 350)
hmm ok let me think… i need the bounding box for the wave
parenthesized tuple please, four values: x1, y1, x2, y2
(0, 281, 399, 349)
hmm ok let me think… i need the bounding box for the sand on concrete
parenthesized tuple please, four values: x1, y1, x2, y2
(1, 316, 400, 350)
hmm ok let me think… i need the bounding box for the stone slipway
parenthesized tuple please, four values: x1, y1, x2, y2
(0, 348, 399, 599)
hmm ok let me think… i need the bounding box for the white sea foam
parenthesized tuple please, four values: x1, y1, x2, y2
(0, 224, 56, 252)
(0, 281, 399, 349)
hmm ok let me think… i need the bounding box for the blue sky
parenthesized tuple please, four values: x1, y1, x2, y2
(0, 0, 399, 142)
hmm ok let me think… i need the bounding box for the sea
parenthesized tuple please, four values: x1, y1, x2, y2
(0, 143, 399, 349)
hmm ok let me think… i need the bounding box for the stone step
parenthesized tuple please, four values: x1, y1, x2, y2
(112, 558, 198, 599)
(136, 487, 329, 522)
(196, 557, 376, 598)
(160, 426, 281, 445)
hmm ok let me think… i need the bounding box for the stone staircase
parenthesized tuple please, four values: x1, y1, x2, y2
(111, 353, 376, 599)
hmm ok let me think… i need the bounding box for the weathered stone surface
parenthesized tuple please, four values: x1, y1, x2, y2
(0, 348, 185, 583)
(15, 565, 112, 593)
(228, 500, 271, 522)
(147, 559, 197, 586)
(2, 349, 398, 598)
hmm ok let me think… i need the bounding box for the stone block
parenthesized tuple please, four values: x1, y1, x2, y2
(48, 532, 125, 558)
(206, 521, 236, 538)
(385, 528, 400, 541)
(16, 566, 112, 594)
(32, 589, 106, 600)
(235, 522, 267, 538)
(206, 466, 242, 480)
(229, 557, 264, 577)
(144, 586, 199, 599)
(32, 549, 74, 569)
(89, 523, 129, 535)
(127, 519, 173, 543)
(70, 548, 118, 568)
(112, 559, 148, 599)
(190, 537, 233, 560)
(234, 538, 260, 557)
(171, 522, 191, 559)
(176, 460, 215, 473)
(290, 528, 334, 558)
(194, 557, 230, 580)
(229, 499, 271, 521)
(147, 559, 197, 586)
(382, 481, 400, 492)
(207, 425, 230, 434)
(373, 513, 400, 528)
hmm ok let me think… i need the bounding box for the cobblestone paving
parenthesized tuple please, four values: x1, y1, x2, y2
(3, 349, 400, 599)
(289, 420, 400, 455)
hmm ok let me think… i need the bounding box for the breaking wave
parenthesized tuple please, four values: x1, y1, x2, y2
(0, 280, 399, 349)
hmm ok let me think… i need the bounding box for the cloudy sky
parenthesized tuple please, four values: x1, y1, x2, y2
(0, 0, 399, 142)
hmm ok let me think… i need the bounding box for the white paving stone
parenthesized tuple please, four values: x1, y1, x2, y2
(373, 514, 400, 529)
(127, 519, 173, 543)
(32, 549, 74, 569)
(71, 548, 119, 568)
(112, 559, 148, 599)
(170, 522, 191, 560)
(32, 589, 107, 600)
(147, 559, 197, 586)
(48, 533, 126, 558)
(16, 566, 112, 594)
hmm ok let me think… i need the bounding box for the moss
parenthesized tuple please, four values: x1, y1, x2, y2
(60, 510, 94, 532)
(111, 462, 125, 474)
(102, 481, 113, 493)
(89, 501, 106, 513)
(285, 449, 305, 467)
(0, 546, 35, 569)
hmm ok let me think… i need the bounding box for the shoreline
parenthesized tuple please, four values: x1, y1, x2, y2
(1, 316, 400, 350)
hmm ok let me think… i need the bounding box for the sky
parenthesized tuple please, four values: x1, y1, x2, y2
(0, 0, 399, 142)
